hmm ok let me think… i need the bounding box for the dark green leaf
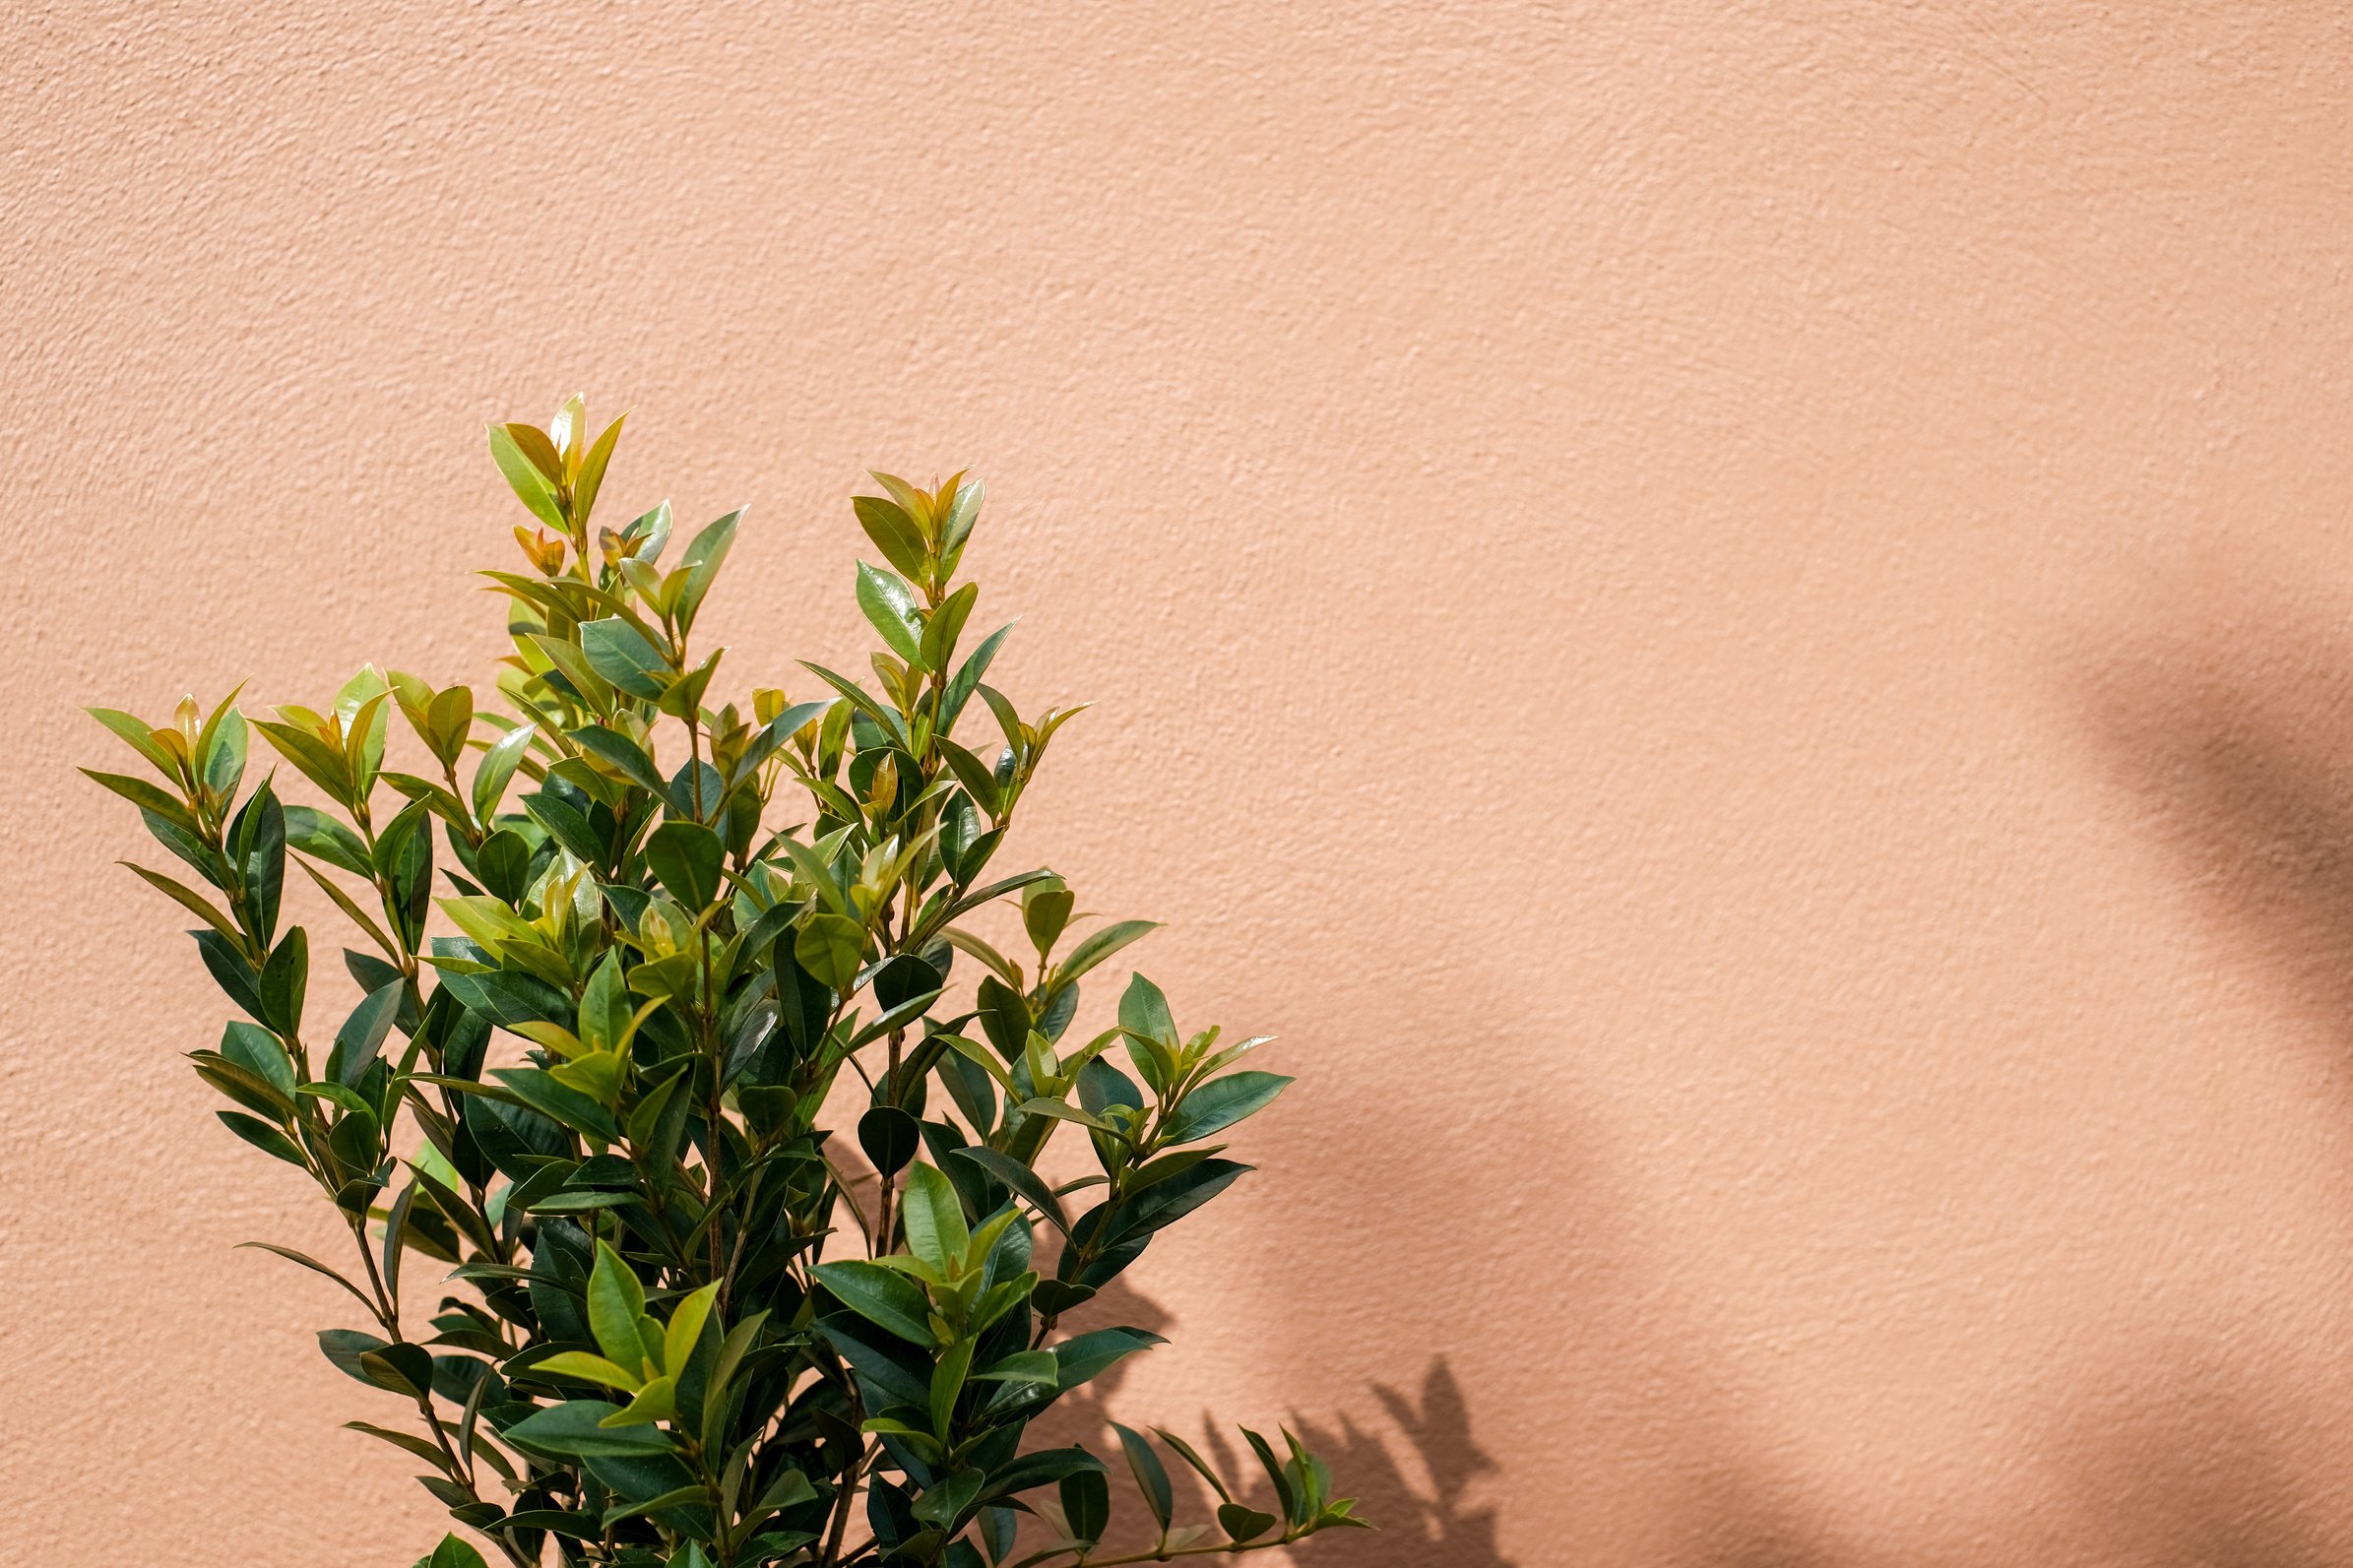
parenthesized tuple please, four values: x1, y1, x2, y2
(329, 980, 405, 1088)
(1049, 1327, 1163, 1390)
(259, 926, 308, 1037)
(645, 820, 724, 908)
(284, 803, 372, 877)
(424, 1533, 489, 1568)
(1056, 919, 1158, 985)
(1113, 1422, 1173, 1530)
(1060, 1468, 1109, 1544)
(1217, 1503, 1278, 1543)
(217, 1110, 303, 1165)
(505, 1399, 674, 1459)
(1162, 1072, 1292, 1145)
(1118, 972, 1175, 1048)
(947, 1147, 1068, 1234)
(358, 1342, 435, 1400)
(940, 623, 1013, 738)
(859, 1106, 921, 1176)
(492, 1067, 619, 1143)
(794, 912, 864, 992)
(578, 617, 669, 700)
(569, 725, 670, 798)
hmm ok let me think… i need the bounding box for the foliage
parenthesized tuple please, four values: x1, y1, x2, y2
(86, 399, 1366, 1568)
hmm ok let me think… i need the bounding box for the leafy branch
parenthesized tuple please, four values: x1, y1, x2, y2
(89, 397, 1367, 1568)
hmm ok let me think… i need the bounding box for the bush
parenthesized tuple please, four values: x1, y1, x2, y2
(86, 399, 1366, 1568)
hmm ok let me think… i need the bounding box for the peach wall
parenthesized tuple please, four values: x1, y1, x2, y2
(8, 3, 2353, 1564)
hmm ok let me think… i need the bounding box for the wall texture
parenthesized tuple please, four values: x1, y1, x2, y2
(9, 3, 2353, 1564)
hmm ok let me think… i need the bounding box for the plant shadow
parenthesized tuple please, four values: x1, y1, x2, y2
(1018, 1278, 1517, 1564)
(2081, 603, 2353, 1067)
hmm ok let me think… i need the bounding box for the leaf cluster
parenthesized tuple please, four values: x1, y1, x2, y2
(88, 398, 1366, 1568)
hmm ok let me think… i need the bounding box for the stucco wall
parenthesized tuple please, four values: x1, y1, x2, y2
(8, 4, 2353, 1564)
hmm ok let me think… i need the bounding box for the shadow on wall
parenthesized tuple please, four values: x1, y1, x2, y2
(1284, 1360, 1513, 1568)
(2066, 598, 2353, 1567)
(2039, 1338, 2351, 1568)
(1023, 1277, 1519, 1564)
(2082, 605, 2353, 1068)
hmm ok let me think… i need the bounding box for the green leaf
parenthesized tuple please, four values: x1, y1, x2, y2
(859, 1105, 921, 1176)
(1077, 1057, 1143, 1118)
(1240, 1427, 1296, 1523)
(1061, 1469, 1110, 1545)
(356, 1419, 456, 1473)
(1217, 1503, 1278, 1543)
(794, 911, 865, 992)
(810, 1260, 936, 1347)
(532, 1350, 645, 1392)
(357, 1343, 435, 1400)
(569, 724, 669, 798)
(328, 980, 404, 1088)
(217, 1111, 304, 1165)
(120, 863, 242, 946)
(573, 413, 626, 527)
(283, 803, 372, 877)
(970, 1348, 1058, 1389)
(221, 1020, 296, 1097)
(601, 1482, 709, 1528)
(933, 738, 1001, 818)
(1153, 1427, 1233, 1503)
(940, 623, 1013, 738)
(974, 1445, 1106, 1506)
(259, 926, 308, 1037)
(588, 1240, 652, 1368)
(1049, 1327, 1163, 1390)
(317, 1327, 389, 1384)
(504, 1399, 674, 1459)
(599, 1374, 676, 1426)
(663, 1282, 720, 1375)
(796, 660, 907, 744)
(424, 1532, 489, 1568)
(488, 423, 566, 529)
(472, 722, 537, 823)
(855, 562, 927, 667)
(1113, 1422, 1174, 1530)
(854, 493, 928, 580)
(1022, 882, 1074, 956)
(88, 706, 179, 776)
(947, 1147, 1068, 1234)
(1056, 919, 1159, 985)
(899, 1163, 967, 1274)
(1118, 972, 1176, 1048)
(1015, 1098, 1117, 1133)
(675, 508, 740, 632)
(1162, 1071, 1293, 1145)
(579, 617, 669, 700)
(83, 767, 193, 825)
(197, 689, 249, 797)
(646, 820, 724, 908)
(928, 1337, 973, 1440)
(491, 1067, 621, 1143)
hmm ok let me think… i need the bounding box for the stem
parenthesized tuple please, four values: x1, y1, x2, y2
(819, 1434, 876, 1568)
(1076, 1537, 1308, 1566)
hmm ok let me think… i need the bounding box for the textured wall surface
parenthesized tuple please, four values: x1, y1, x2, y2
(8, 3, 2353, 1564)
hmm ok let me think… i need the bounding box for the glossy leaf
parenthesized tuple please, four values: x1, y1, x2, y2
(899, 1162, 967, 1275)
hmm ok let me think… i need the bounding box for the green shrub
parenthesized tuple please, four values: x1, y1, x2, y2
(86, 400, 1365, 1568)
